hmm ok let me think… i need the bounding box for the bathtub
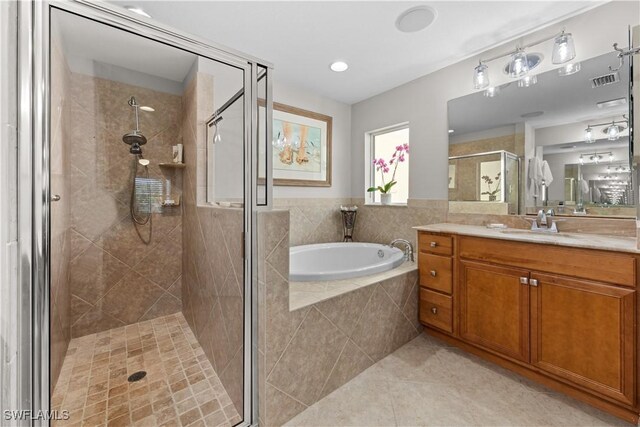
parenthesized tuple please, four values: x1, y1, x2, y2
(289, 242, 405, 282)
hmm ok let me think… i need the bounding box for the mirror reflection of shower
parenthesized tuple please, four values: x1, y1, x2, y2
(122, 96, 156, 239)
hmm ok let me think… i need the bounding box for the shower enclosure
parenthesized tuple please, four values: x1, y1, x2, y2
(15, 1, 272, 426)
(448, 150, 520, 215)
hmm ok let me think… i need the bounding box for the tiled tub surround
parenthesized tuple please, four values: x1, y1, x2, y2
(66, 72, 184, 338)
(50, 313, 239, 427)
(289, 261, 417, 310)
(181, 71, 245, 417)
(50, 38, 73, 390)
(258, 211, 421, 426)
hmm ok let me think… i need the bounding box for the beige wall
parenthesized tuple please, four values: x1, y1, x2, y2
(181, 72, 244, 418)
(66, 73, 183, 338)
(258, 210, 421, 426)
(50, 39, 72, 391)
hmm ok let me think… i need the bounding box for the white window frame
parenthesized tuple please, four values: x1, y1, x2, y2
(365, 122, 410, 205)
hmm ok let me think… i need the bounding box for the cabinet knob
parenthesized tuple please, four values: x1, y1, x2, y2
(519, 277, 529, 285)
(530, 279, 539, 287)
(430, 270, 437, 277)
(430, 241, 437, 248)
(431, 307, 438, 315)
(51, 194, 61, 202)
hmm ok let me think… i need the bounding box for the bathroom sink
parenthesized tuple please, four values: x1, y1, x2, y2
(499, 229, 582, 240)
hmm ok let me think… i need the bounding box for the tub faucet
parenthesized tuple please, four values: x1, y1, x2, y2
(389, 239, 414, 262)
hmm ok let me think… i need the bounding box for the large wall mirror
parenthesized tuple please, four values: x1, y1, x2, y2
(448, 44, 634, 218)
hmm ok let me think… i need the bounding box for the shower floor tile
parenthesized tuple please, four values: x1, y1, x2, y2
(52, 313, 240, 427)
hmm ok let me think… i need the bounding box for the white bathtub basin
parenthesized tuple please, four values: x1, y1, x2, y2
(289, 242, 405, 282)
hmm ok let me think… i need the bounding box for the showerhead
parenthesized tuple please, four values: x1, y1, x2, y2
(123, 130, 147, 147)
(129, 141, 143, 155)
(123, 96, 150, 155)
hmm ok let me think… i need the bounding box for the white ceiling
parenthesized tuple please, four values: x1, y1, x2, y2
(53, 9, 196, 83)
(106, 1, 598, 104)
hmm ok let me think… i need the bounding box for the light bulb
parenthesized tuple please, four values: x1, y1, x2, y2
(607, 124, 621, 141)
(558, 62, 581, 76)
(552, 32, 576, 64)
(483, 86, 500, 98)
(584, 126, 595, 143)
(579, 155, 584, 165)
(517, 75, 537, 88)
(473, 63, 489, 89)
(508, 49, 529, 78)
(609, 153, 614, 162)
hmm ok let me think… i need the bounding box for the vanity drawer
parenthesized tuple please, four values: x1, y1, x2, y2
(459, 236, 636, 287)
(418, 232, 453, 256)
(419, 253, 452, 294)
(420, 288, 453, 333)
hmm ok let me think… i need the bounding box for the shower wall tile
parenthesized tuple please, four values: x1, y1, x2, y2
(66, 73, 183, 338)
(257, 209, 420, 426)
(181, 72, 244, 418)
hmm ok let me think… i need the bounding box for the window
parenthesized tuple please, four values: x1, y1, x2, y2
(366, 125, 410, 204)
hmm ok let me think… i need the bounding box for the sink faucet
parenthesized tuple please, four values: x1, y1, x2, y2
(532, 209, 560, 233)
(389, 239, 414, 262)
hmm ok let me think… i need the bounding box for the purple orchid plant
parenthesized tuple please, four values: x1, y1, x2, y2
(367, 143, 409, 194)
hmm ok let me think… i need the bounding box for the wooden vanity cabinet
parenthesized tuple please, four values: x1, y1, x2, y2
(459, 261, 530, 363)
(418, 232, 454, 333)
(530, 273, 636, 406)
(417, 230, 639, 423)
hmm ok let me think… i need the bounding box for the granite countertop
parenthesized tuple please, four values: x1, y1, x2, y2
(413, 223, 639, 254)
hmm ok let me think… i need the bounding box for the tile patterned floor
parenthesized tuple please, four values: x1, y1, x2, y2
(286, 333, 631, 427)
(51, 313, 241, 427)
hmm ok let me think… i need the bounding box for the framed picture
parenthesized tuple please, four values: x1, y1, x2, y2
(263, 102, 332, 187)
(448, 164, 456, 189)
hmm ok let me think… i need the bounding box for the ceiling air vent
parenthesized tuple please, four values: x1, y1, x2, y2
(591, 72, 620, 88)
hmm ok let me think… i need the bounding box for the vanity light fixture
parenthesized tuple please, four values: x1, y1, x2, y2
(124, 6, 152, 18)
(552, 31, 576, 64)
(517, 74, 537, 88)
(484, 86, 500, 98)
(584, 126, 595, 143)
(580, 151, 613, 165)
(605, 122, 624, 140)
(584, 116, 628, 142)
(558, 62, 581, 76)
(508, 49, 529, 78)
(473, 62, 490, 89)
(330, 61, 349, 72)
(472, 28, 576, 90)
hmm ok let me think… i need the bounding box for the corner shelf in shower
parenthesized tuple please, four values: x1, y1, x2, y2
(158, 162, 186, 169)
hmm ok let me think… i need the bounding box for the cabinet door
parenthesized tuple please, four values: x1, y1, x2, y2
(459, 261, 530, 362)
(530, 273, 635, 406)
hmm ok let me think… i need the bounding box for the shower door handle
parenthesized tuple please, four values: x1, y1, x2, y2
(51, 194, 61, 202)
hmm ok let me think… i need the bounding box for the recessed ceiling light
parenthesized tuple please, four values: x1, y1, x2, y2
(395, 6, 437, 33)
(330, 61, 348, 72)
(448, 129, 454, 134)
(125, 6, 152, 18)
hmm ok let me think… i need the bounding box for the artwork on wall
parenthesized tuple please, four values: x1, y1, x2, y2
(261, 102, 332, 187)
(448, 164, 456, 189)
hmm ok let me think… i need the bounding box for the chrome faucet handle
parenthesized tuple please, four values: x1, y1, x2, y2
(537, 209, 547, 226)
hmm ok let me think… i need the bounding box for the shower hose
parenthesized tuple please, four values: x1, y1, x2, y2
(130, 155, 152, 226)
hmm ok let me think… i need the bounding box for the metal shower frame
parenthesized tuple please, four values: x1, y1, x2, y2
(17, 1, 273, 425)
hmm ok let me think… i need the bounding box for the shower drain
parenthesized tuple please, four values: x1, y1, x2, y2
(127, 371, 147, 383)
